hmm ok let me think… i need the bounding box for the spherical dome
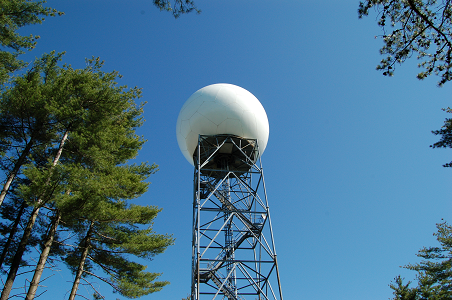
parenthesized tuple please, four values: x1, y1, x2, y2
(176, 83, 269, 166)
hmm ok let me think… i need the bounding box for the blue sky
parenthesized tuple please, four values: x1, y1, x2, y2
(9, 0, 452, 299)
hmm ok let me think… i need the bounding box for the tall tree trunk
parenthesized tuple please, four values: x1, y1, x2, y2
(68, 221, 94, 300)
(25, 210, 61, 300)
(0, 201, 26, 268)
(0, 205, 41, 300)
(0, 130, 68, 300)
(0, 139, 34, 207)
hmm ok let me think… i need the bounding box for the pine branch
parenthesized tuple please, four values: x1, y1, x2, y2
(91, 230, 117, 242)
(83, 270, 118, 287)
(85, 254, 119, 280)
(407, 0, 452, 50)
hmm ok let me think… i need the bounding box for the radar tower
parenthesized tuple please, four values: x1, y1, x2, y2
(177, 84, 283, 300)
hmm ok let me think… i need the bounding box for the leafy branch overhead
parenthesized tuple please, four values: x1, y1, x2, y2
(359, 2, 452, 299)
(359, 0, 452, 85)
(153, 0, 200, 18)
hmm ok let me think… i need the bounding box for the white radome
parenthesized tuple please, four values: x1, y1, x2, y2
(176, 83, 269, 166)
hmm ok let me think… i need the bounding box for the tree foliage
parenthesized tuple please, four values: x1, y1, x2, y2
(63, 203, 173, 299)
(0, 0, 189, 298)
(359, 0, 452, 86)
(152, 0, 199, 18)
(0, 0, 63, 81)
(389, 276, 418, 300)
(0, 51, 172, 300)
(359, 3, 452, 300)
(431, 107, 452, 167)
(389, 221, 452, 300)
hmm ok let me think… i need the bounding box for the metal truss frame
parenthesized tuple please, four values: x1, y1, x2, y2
(191, 134, 283, 300)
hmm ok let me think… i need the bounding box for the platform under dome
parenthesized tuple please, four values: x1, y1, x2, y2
(176, 83, 269, 166)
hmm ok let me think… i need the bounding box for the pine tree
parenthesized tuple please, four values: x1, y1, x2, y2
(0, 121, 68, 300)
(0, 2, 192, 298)
(57, 139, 171, 299)
(0, 52, 66, 208)
(25, 163, 165, 299)
(64, 202, 173, 299)
(0, 53, 154, 299)
(389, 221, 452, 300)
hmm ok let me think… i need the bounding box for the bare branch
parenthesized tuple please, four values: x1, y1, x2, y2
(80, 276, 106, 299)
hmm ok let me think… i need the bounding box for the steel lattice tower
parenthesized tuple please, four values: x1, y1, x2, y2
(191, 134, 283, 300)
